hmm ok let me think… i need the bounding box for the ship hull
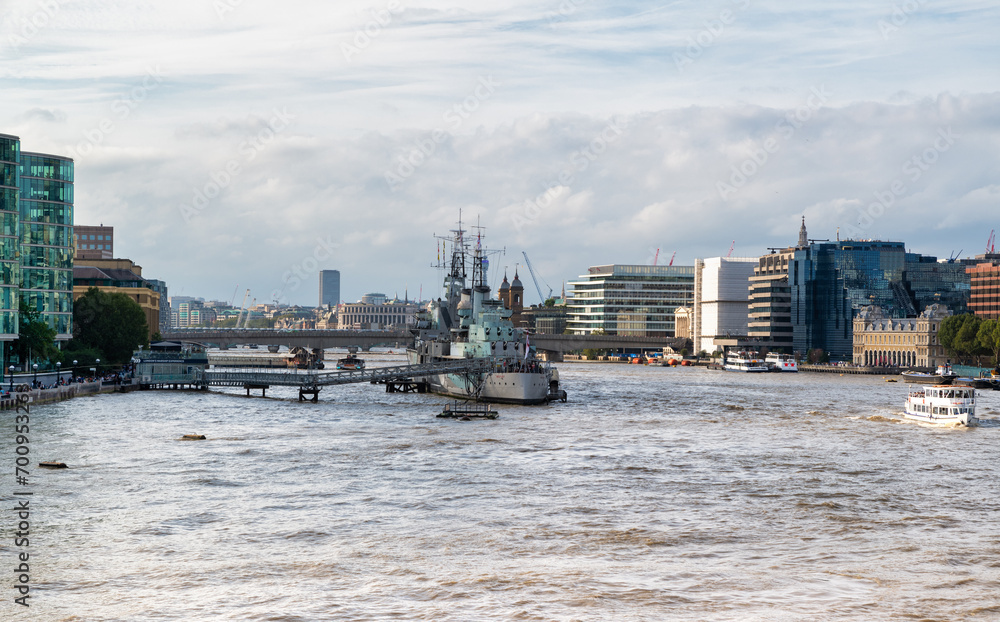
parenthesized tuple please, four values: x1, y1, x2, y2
(408, 350, 550, 404)
(423, 371, 550, 405)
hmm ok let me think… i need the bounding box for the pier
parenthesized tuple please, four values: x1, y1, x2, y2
(193, 357, 498, 402)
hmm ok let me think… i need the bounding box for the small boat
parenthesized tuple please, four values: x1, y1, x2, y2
(903, 385, 978, 426)
(724, 351, 768, 372)
(902, 364, 957, 385)
(764, 352, 798, 372)
(336, 355, 365, 370)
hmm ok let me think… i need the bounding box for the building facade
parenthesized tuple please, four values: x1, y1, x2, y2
(319, 269, 340, 307)
(0, 134, 76, 351)
(0, 133, 19, 341)
(566, 264, 695, 337)
(20, 151, 74, 340)
(74, 224, 113, 260)
(852, 304, 951, 368)
(337, 300, 418, 329)
(967, 254, 1000, 319)
(73, 258, 160, 340)
(693, 257, 757, 354)
(748, 247, 796, 350)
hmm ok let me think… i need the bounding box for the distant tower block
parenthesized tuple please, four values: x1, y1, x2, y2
(319, 270, 340, 307)
(798, 216, 808, 248)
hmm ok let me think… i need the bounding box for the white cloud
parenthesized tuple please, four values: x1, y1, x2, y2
(2, 1, 1000, 304)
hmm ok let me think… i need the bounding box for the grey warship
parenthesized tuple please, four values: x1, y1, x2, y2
(407, 221, 566, 404)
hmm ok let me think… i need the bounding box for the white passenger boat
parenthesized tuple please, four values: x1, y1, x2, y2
(903, 385, 979, 426)
(765, 352, 798, 372)
(724, 351, 768, 372)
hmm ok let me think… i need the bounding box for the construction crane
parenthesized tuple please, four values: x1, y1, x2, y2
(235, 289, 250, 327)
(727, 240, 735, 258)
(988, 230, 996, 254)
(521, 252, 553, 304)
(653, 248, 660, 266)
(668, 251, 676, 266)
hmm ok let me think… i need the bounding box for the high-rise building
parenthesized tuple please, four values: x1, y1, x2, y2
(0, 133, 75, 351)
(74, 224, 113, 260)
(319, 270, 340, 307)
(750, 219, 971, 360)
(0, 133, 19, 342)
(566, 264, 695, 336)
(20, 151, 74, 340)
(693, 256, 758, 354)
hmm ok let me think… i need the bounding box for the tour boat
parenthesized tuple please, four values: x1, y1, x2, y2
(764, 352, 798, 372)
(724, 351, 768, 372)
(903, 385, 979, 426)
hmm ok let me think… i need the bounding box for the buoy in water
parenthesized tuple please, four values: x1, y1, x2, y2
(181, 434, 207, 440)
(39, 461, 68, 469)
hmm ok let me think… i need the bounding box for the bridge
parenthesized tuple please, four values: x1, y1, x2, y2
(162, 328, 412, 350)
(162, 328, 683, 355)
(201, 357, 498, 401)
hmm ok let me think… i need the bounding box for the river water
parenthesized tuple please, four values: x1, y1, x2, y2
(3, 361, 1000, 621)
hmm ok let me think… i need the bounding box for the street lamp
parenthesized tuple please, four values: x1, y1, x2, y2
(95, 359, 101, 375)
(8, 365, 13, 393)
(56, 361, 61, 384)
(73, 360, 78, 383)
(32, 363, 38, 387)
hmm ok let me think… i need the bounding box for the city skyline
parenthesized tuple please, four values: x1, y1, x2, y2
(3, 2, 999, 305)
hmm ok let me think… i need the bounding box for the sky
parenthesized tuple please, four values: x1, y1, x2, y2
(2, 0, 999, 306)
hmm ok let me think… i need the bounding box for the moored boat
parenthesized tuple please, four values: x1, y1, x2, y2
(407, 218, 564, 405)
(903, 385, 979, 426)
(724, 351, 768, 372)
(902, 364, 957, 385)
(336, 355, 365, 370)
(764, 352, 798, 372)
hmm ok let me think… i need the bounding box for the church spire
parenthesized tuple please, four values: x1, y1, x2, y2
(798, 216, 808, 248)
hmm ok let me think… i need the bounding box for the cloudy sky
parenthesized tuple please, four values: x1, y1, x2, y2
(2, 0, 999, 306)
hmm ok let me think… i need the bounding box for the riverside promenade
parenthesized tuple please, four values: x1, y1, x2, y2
(0, 379, 125, 410)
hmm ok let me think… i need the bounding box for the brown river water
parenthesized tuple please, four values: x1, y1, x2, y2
(2, 361, 999, 620)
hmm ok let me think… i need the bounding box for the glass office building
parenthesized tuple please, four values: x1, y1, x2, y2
(0, 134, 19, 339)
(19, 151, 74, 339)
(903, 254, 971, 316)
(567, 264, 695, 336)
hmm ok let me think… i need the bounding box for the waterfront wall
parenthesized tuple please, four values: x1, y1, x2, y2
(0, 380, 119, 409)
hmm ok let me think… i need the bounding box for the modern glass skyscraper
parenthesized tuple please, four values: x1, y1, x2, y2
(319, 270, 340, 308)
(19, 151, 74, 339)
(0, 133, 19, 340)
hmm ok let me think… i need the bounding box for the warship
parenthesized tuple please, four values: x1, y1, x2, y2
(407, 220, 566, 404)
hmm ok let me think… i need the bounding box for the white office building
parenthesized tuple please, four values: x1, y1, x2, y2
(693, 257, 757, 354)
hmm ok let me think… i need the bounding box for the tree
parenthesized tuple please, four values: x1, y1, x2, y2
(938, 315, 963, 353)
(543, 298, 556, 307)
(955, 314, 986, 365)
(977, 319, 1000, 365)
(11, 296, 59, 368)
(72, 288, 149, 364)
